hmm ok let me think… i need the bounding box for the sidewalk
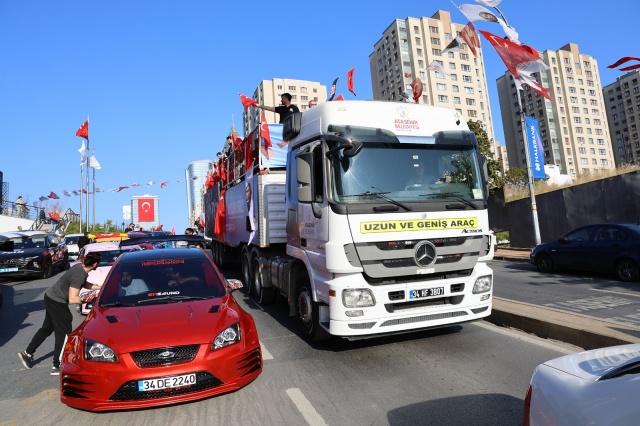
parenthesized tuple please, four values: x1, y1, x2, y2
(487, 247, 640, 349)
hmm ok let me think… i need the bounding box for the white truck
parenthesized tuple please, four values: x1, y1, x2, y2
(205, 100, 494, 341)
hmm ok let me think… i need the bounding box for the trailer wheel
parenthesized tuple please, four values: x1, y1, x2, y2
(252, 259, 276, 305)
(241, 249, 252, 291)
(297, 278, 330, 342)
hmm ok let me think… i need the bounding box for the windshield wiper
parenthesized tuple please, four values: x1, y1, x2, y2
(420, 192, 478, 210)
(342, 190, 412, 212)
(100, 301, 136, 307)
(136, 295, 212, 305)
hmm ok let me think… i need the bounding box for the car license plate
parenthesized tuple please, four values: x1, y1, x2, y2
(138, 373, 197, 392)
(409, 287, 445, 299)
(0, 267, 18, 273)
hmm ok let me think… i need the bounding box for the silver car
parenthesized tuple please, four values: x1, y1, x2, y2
(525, 343, 640, 425)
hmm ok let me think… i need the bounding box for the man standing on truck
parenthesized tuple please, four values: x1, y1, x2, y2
(255, 93, 299, 123)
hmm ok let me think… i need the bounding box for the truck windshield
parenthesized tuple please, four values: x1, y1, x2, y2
(328, 133, 485, 204)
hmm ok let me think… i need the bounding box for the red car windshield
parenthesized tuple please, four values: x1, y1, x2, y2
(98, 257, 226, 306)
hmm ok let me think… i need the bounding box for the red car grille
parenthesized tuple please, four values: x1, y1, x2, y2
(130, 344, 199, 367)
(109, 371, 223, 401)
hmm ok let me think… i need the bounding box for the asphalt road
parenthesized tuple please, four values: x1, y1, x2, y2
(490, 260, 640, 328)
(0, 267, 580, 425)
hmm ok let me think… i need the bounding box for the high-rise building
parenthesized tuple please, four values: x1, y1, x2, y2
(602, 71, 640, 166)
(497, 43, 614, 178)
(242, 79, 327, 135)
(369, 10, 496, 145)
(185, 160, 212, 229)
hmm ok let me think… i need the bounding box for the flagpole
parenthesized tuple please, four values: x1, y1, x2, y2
(92, 148, 96, 229)
(85, 116, 90, 232)
(515, 86, 541, 245)
(80, 162, 84, 233)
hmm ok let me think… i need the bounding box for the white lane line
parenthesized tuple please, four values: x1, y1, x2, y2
(286, 388, 328, 426)
(260, 343, 273, 360)
(590, 288, 640, 298)
(476, 321, 578, 355)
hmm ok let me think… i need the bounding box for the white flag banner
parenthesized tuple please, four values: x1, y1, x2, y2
(89, 154, 101, 170)
(78, 140, 89, 164)
(427, 60, 450, 77)
(459, 3, 519, 43)
(475, 0, 502, 7)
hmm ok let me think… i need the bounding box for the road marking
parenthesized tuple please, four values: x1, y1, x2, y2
(476, 321, 578, 354)
(286, 388, 328, 426)
(590, 288, 640, 299)
(260, 342, 273, 360)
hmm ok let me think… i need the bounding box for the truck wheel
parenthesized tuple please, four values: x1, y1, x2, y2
(40, 259, 52, 279)
(297, 278, 330, 342)
(241, 249, 252, 291)
(252, 259, 276, 305)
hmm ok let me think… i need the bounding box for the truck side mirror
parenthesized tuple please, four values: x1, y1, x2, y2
(296, 152, 314, 204)
(479, 155, 489, 199)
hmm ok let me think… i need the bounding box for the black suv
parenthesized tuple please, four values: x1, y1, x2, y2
(0, 231, 69, 279)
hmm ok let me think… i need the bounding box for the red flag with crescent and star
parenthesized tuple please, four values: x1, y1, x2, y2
(260, 113, 273, 158)
(138, 198, 155, 222)
(160, 181, 167, 188)
(239, 93, 258, 110)
(347, 67, 356, 96)
(75, 120, 89, 139)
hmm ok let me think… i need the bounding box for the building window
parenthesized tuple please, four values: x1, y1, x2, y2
(462, 75, 472, 82)
(430, 37, 440, 45)
(466, 98, 476, 106)
(432, 48, 442, 56)
(429, 26, 438, 33)
(300, 87, 308, 92)
(461, 64, 471, 71)
(277, 85, 283, 90)
(438, 95, 448, 102)
(464, 87, 474, 94)
(454, 97, 461, 104)
(468, 110, 477, 117)
(437, 83, 447, 90)
(288, 86, 296, 91)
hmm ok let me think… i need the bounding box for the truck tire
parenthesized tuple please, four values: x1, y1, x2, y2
(241, 249, 252, 292)
(252, 259, 276, 305)
(297, 278, 330, 342)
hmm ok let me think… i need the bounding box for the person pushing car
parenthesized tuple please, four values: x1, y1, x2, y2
(18, 252, 102, 375)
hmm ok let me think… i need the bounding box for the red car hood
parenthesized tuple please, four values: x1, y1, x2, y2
(82, 298, 238, 353)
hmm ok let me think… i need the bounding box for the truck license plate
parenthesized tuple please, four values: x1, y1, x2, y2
(138, 373, 197, 392)
(409, 287, 444, 299)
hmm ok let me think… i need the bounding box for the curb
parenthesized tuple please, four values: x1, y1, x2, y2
(486, 297, 640, 350)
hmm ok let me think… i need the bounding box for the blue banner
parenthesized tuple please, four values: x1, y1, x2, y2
(524, 116, 546, 180)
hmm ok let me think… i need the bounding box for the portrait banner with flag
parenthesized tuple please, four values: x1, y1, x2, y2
(328, 77, 339, 101)
(459, 22, 481, 58)
(75, 120, 89, 139)
(525, 116, 546, 180)
(459, 3, 518, 42)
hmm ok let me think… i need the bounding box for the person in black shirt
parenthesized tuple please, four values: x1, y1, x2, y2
(256, 93, 300, 123)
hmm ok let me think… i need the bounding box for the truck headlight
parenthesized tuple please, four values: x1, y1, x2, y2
(472, 275, 492, 294)
(342, 289, 376, 308)
(84, 339, 119, 363)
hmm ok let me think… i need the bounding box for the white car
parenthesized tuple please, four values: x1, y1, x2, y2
(63, 233, 85, 261)
(524, 343, 640, 425)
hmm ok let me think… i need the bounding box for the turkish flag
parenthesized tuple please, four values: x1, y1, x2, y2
(138, 198, 155, 222)
(76, 120, 89, 139)
(347, 67, 356, 96)
(410, 78, 423, 103)
(232, 134, 243, 150)
(245, 134, 253, 175)
(334, 94, 345, 101)
(239, 93, 258, 110)
(260, 113, 273, 159)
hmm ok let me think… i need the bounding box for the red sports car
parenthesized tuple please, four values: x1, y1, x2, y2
(60, 246, 262, 411)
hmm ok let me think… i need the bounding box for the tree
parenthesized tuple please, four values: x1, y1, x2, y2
(467, 120, 503, 191)
(504, 167, 529, 187)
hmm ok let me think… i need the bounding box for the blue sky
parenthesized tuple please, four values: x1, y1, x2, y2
(1, 0, 638, 231)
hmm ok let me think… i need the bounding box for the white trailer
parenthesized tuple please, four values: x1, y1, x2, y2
(207, 101, 493, 341)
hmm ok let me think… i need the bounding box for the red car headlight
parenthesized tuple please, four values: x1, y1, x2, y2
(84, 338, 119, 363)
(211, 323, 241, 350)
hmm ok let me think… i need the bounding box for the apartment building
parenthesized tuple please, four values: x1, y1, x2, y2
(497, 43, 614, 178)
(368, 10, 496, 144)
(242, 79, 327, 136)
(602, 71, 640, 166)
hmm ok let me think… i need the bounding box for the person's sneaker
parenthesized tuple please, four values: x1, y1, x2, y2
(50, 366, 60, 376)
(18, 351, 33, 369)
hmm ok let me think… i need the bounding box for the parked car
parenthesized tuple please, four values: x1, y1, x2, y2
(60, 237, 261, 411)
(530, 223, 640, 282)
(74, 242, 143, 315)
(64, 233, 85, 261)
(0, 231, 69, 279)
(524, 343, 640, 425)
